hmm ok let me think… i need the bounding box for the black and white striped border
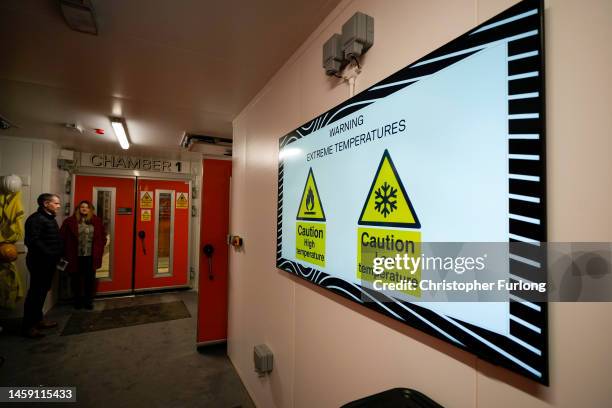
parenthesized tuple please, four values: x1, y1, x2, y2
(277, 0, 547, 385)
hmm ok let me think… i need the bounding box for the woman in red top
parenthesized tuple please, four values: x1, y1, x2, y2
(60, 200, 107, 309)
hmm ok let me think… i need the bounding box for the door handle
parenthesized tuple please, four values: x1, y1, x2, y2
(203, 244, 214, 280)
(138, 230, 147, 255)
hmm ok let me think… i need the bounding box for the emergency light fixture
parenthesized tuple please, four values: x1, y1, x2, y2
(110, 117, 130, 150)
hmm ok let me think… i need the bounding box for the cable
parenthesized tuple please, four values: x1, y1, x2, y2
(348, 77, 356, 98)
(351, 56, 361, 69)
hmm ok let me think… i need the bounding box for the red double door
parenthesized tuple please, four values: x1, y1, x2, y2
(73, 175, 190, 294)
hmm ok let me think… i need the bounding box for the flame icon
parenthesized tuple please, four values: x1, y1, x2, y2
(305, 187, 315, 213)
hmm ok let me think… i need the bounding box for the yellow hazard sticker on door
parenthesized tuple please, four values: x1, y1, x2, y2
(141, 209, 151, 222)
(176, 192, 189, 209)
(140, 191, 153, 209)
(296, 168, 326, 222)
(358, 149, 420, 228)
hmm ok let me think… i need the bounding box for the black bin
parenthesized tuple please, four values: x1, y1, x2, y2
(340, 388, 444, 408)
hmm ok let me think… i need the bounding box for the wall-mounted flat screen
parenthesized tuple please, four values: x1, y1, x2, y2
(277, 0, 547, 384)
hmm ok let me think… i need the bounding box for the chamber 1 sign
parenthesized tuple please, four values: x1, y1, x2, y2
(277, 0, 548, 385)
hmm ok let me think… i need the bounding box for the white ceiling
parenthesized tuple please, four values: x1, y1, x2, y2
(0, 0, 340, 157)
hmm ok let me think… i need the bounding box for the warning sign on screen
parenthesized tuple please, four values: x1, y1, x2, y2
(357, 150, 422, 296)
(296, 168, 326, 267)
(296, 222, 326, 267)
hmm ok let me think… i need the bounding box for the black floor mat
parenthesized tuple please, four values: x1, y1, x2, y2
(61, 301, 191, 336)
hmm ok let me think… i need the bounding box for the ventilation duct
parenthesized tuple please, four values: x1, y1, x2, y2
(180, 133, 232, 157)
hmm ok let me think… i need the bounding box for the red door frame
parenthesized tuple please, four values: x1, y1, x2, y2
(197, 159, 232, 344)
(73, 174, 192, 295)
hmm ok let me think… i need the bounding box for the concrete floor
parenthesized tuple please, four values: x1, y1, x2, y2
(0, 291, 254, 408)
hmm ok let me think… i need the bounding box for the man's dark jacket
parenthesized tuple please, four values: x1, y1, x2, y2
(24, 207, 63, 263)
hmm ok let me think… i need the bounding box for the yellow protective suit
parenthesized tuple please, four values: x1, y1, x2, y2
(0, 191, 25, 309)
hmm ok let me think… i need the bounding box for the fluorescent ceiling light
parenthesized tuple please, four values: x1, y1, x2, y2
(110, 118, 130, 150)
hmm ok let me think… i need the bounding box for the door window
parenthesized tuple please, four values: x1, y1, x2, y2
(93, 188, 115, 279)
(154, 190, 175, 276)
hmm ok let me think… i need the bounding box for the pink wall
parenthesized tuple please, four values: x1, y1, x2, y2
(228, 0, 612, 407)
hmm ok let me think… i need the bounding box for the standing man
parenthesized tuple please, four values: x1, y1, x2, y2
(22, 193, 63, 338)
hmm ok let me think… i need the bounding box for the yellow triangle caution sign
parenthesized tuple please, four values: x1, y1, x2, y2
(296, 168, 326, 221)
(176, 192, 189, 209)
(358, 150, 420, 228)
(140, 191, 153, 209)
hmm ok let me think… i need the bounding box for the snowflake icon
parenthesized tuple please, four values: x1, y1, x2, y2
(374, 182, 398, 218)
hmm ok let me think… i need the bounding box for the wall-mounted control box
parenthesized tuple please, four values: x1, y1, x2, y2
(323, 12, 374, 76)
(341, 12, 374, 59)
(254, 344, 273, 376)
(323, 33, 344, 75)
